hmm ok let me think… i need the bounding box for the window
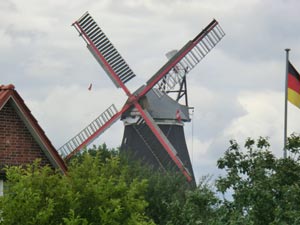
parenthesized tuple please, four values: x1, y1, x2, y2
(0, 180, 3, 196)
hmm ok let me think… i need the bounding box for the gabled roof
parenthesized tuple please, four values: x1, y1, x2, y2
(0, 84, 67, 173)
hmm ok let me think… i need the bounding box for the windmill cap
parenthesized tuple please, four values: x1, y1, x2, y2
(165, 50, 178, 60)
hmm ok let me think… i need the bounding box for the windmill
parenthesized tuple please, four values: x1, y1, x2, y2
(57, 12, 225, 183)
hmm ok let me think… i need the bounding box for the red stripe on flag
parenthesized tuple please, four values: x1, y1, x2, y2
(288, 73, 300, 93)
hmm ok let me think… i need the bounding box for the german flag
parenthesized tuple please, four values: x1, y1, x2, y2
(288, 62, 300, 108)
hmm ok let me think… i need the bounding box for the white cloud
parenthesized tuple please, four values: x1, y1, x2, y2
(0, 29, 13, 49)
(26, 85, 126, 148)
(224, 90, 287, 157)
(227, 91, 281, 134)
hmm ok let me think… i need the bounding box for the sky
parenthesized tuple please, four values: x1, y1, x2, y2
(1, 0, 300, 182)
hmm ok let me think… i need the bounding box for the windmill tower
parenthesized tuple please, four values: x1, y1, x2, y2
(58, 12, 225, 183)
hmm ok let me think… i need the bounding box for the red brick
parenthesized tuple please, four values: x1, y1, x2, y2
(0, 101, 54, 170)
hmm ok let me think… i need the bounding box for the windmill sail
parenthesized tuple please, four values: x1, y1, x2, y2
(73, 12, 136, 88)
(138, 19, 225, 97)
(57, 104, 120, 159)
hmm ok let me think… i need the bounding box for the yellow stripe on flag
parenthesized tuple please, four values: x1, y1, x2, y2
(288, 88, 300, 108)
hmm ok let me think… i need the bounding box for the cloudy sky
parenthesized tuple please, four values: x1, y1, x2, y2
(1, 0, 300, 181)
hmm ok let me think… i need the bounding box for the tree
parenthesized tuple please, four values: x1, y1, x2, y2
(119, 152, 220, 225)
(216, 135, 300, 225)
(0, 160, 71, 225)
(165, 176, 220, 225)
(67, 151, 154, 225)
(0, 146, 155, 225)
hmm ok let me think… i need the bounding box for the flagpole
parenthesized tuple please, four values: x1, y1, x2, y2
(284, 48, 290, 159)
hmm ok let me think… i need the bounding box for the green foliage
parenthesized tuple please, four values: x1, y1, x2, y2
(77, 145, 220, 225)
(216, 136, 300, 225)
(169, 176, 220, 225)
(120, 154, 219, 225)
(144, 171, 188, 225)
(0, 160, 70, 225)
(68, 143, 118, 164)
(62, 210, 88, 225)
(286, 133, 300, 159)
(0, 146, 154, 225)
(67, 151, 153, 225)
(4, 135, 300, 224)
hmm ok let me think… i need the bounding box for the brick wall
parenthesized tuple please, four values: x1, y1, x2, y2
(0, 101, 54, 170)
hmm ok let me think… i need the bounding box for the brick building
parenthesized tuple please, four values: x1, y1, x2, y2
(0, 84, 67, 195)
